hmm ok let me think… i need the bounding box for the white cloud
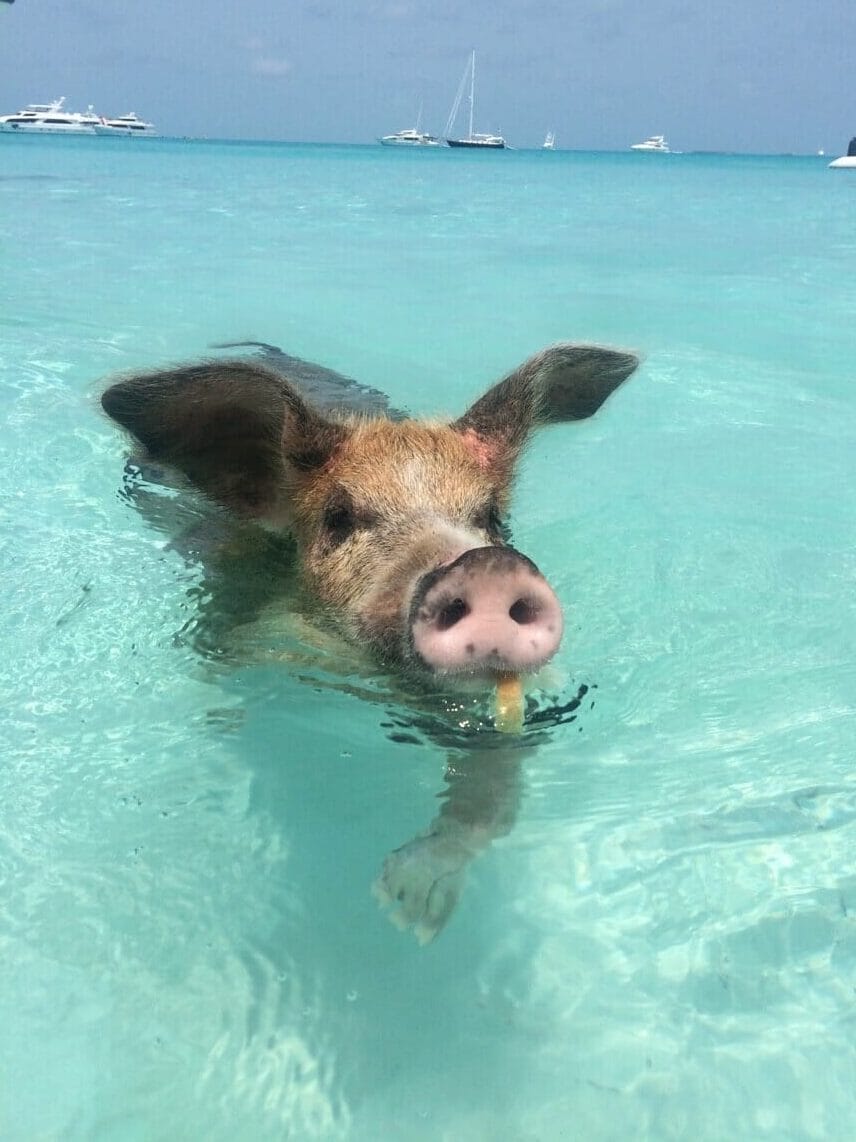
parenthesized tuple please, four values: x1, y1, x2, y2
(251, 57, 293, 77)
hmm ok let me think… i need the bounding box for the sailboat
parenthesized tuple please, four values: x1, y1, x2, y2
(542, 131, 556, 150)
(444, 51, 506, 149)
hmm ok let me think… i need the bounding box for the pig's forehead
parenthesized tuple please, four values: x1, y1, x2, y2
(332, 419, 493, 494)
(339, 419, 478, 467)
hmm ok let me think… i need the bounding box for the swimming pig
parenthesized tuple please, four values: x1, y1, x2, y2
(102, 342, 639, 941)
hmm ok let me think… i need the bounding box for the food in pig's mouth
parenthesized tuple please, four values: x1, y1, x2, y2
(494, 671, 525, 733)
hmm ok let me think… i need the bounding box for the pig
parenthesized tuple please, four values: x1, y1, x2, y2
(102, 341, 639, 941)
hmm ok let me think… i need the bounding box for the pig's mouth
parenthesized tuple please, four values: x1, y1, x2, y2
(407, 547, 564, 681)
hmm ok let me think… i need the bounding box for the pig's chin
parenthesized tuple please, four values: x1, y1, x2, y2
(415, 654, 554, 687)
(421, 664, 533, 694)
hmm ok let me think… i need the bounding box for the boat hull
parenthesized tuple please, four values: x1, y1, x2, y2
(379, 137, 440, 147)
(0, 122, 96, 134)
(829, 156, 856, 169)
(93, 126, 157, 137)
(446, 137, 505, 149)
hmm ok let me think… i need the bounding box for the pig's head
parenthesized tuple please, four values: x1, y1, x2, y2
(102, 344, 638, 688)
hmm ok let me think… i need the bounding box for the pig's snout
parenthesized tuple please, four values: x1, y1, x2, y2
(409, 547, 563, 677)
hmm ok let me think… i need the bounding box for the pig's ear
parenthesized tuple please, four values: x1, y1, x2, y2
(454, 343, 640, 453)
(102, 361, 344, 522)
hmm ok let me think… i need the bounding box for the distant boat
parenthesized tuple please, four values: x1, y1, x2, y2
(631, 134, 670, 153)
(379, 127, 440, 147)
(379, 98, 440, 147)
(542, 131, 556, 150)
(94, 112, 157, 137)
(0, 98, 157, 136)
(0, 98, 101, 134)
(828, 136, 856, 169)
(444, 51, 506, 150)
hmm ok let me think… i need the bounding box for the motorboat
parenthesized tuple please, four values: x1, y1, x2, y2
(379, 127, 440, 147)
(631, 134, 670, 153)
(379, 97, 440, 147)
(828, 137, 856, 169)
(0, 98, 101, 134)
(444, 51, 506, 149)
(94, 112, 157, 137)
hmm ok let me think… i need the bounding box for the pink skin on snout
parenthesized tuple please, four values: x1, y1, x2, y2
(409, 547, 563, 677)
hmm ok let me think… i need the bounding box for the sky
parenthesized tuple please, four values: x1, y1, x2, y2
(0, 0, 854, 153)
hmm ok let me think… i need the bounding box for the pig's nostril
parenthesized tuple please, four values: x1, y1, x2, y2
(436, 597, 469, 631)
(509, 597, 538, 625)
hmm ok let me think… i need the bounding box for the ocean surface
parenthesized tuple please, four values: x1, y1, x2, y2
(1, 135, 855, 1141)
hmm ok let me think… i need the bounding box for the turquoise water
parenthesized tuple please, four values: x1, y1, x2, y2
(2, 135, 856, 1139)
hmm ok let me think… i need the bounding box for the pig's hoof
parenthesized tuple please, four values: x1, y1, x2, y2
(372, 828, 474, 944)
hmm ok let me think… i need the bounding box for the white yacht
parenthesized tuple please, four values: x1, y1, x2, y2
(379, 127, 440, 147)
(828, 137, 856, 169)
(0, 98, 100, 134)
(542, 131, 556, 150)
(380, 99, 440, 147)
(94, 112, 157, 137)
(631, 134, 670, 153)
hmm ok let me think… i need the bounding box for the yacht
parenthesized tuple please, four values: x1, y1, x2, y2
(444, 52, 506, 149)
(94, 112, 157, 137)
(0, 98, 100, 134)
(631, 134, 670, 153)
(542, 131, 556, 150)
(379, 98, 440, 147)
(828, 136, 856, 169)
(379, 127, 440, 147)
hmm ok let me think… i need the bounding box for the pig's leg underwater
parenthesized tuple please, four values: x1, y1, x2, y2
(374, 742, 531, 944)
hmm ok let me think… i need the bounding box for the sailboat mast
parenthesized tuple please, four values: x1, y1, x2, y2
(468, 50, 475, 140)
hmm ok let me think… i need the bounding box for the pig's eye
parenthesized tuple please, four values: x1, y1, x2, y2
(473, 499, 505, 537)
(322, 497, 357, 545)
